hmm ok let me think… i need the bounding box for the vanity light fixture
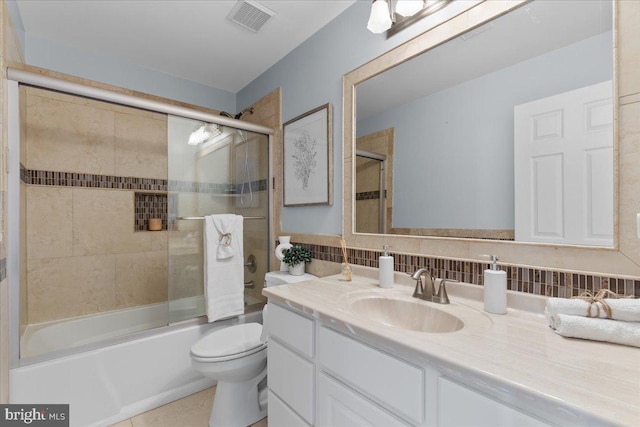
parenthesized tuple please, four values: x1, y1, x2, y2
(395, 0, 424, 17)
(188, 123, 223, 145)
(367, 0, 453, 37)
(367, 0, 393, 34)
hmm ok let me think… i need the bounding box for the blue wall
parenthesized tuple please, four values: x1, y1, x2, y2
(356, 31, 612, 230)
(237, 1, 478, 235)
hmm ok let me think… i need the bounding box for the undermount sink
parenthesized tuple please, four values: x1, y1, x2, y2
(349, 296, 464, 333)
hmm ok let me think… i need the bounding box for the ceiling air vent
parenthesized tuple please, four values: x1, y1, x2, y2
(228, 0, 276, 33)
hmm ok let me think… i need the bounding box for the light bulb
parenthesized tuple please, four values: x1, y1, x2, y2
(367, 0, 392, 34)
(395, 0, 424, 17)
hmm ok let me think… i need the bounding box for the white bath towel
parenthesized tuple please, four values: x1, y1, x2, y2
(545, 297, 640, 327)
(553, 314, 640, 348)
(204, 214, 244, 322)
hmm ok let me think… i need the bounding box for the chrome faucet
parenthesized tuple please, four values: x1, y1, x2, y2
(410, 268, 452, 304)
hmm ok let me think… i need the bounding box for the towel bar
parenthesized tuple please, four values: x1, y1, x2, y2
(177, 216, 265, 220)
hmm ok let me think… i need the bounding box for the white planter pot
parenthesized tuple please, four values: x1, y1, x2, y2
(289, 262, 305, 276)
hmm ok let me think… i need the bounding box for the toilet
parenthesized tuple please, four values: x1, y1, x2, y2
(190, 270, 317, 427)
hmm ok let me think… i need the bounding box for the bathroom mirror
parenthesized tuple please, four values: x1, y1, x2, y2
(354, 0, 614, 247)
(344, 0, 640, 275)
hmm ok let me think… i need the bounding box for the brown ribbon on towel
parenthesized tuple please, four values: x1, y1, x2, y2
(218, 232, 232, 247)
(572, 289, 632, 319)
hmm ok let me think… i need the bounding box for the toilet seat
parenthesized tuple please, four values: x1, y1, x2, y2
(190, 322, 265, 362)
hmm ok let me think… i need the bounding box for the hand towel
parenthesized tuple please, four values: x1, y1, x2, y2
(204, 214, 244, 322)
(212, 214, 239, 259)
(553, 314, 640, 348)
(545, 297, 640, 327)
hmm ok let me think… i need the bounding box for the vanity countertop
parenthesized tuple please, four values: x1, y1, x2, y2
(263, 268, 640, 426)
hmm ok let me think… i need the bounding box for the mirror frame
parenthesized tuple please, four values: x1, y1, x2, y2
(343, 0, 640, 277)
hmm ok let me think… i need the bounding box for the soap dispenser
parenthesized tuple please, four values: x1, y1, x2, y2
(483, 255, 507, 314)
(379, 245, 394, 288)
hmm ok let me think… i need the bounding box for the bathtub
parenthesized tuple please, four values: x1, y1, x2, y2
(20, 296, 207, 359)
(10, 300, 263, 427)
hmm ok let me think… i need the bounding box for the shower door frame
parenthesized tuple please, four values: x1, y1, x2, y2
(6, 68, 275, 368)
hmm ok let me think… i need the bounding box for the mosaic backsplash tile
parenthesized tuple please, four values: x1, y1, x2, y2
(289, 242, 640, 298)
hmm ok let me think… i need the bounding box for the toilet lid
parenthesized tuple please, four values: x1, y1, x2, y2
(191, 323, 264, 359)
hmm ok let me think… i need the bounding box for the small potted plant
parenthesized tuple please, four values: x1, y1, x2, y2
(282, 245, 312, 276)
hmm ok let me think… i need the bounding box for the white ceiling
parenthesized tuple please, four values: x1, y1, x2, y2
(15, 0, 357, 94)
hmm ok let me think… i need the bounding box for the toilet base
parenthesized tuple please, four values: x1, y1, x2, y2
(209, 365, 268, 427)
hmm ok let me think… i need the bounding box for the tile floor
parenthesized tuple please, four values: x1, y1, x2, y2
(108, 386, 267, 427)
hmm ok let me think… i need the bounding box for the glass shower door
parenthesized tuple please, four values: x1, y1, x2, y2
(167, 116, 269, 324)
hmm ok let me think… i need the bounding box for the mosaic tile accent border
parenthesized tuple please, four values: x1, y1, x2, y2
(21, 165, 269, 195)
(356, 190, 381, 201)
(135, 193, 167, 231)
(23, 167, 166, 191)
(0, 257, 6, 282)
(168, 179, 268, 194)
(289, 242, 640, 298)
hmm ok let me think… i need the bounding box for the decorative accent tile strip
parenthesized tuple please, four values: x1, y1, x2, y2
(167, 179, 268, 194)
(289, 242, 640, 298)
(22, 166, 268, 195)
(355, 190, 380, 201)
(25, 168, 167, 191)
(135, 193, 168, 231)
(20, 163, 29, 184)
(0, 257, 6, 282)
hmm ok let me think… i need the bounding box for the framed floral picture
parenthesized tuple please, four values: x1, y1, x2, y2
(283, 103, 333, 206)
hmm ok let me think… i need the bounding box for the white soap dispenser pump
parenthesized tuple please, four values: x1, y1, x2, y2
(379, 245, 394, 288)
(483, 255, 507, 314)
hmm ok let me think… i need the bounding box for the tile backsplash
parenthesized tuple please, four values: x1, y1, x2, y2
(296, 242, 640, 298)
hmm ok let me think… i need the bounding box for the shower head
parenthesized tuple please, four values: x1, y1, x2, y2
(236, 107, 254, 119)
(219, 107, 254, 120)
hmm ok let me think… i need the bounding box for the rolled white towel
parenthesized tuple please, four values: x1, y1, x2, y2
(545, 297, 640, 327)
(553, 314, 640, 348)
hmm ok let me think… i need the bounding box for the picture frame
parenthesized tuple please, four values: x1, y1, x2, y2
(283, 103, 333, 206)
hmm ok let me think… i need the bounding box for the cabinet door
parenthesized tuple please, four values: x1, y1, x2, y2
(268, 338, 315, 424)
(438, 378, 551, 427)
(317, 373, 410, 427)
(269, 390, 311, 427)
(318, 326, 424, 424)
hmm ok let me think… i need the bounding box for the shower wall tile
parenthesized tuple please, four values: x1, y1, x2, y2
(72, 189, 134, 256)
(115, 112, 168, 179)
(27, 255, 116, 324)
(618, 0, 640, 98)
(115, 251, 168, 308)
(168, 249, 202, 301)
(25, 89, 116, 174)
(26, 186, 73, 260)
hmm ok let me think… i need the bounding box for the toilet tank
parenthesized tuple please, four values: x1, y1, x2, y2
(264, 271, 317, 287)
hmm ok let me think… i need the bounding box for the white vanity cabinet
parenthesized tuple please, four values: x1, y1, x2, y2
(317, 373, 410, 427)
(267, 301, 553, 427)
(317, 326, 427, 426)
(267, 302, 315, 426)
(438, 378, 550, 427)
